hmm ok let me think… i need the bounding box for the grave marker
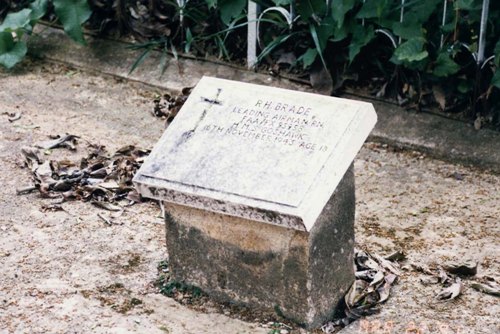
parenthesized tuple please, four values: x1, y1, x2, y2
(134, 76, 377, 327)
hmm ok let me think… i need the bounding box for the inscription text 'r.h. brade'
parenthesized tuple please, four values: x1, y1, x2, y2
(202, 100, 328, 152)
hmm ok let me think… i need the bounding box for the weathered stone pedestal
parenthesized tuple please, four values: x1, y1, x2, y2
(134, 77, 376, 328)
(162, 165, 354, 327)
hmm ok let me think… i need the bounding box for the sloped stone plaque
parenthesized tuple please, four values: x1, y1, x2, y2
(134, 76, 377, 327)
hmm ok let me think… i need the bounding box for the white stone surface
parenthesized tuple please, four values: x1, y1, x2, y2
(134, 76, 377, 231)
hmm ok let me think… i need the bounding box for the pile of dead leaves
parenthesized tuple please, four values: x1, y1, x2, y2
(87, 0, 176, 39)
(152, 87, 192, 127)
(412, 260, 500, 300)
(322, 253, 499, 333)
(19, 135, 150, 211)
(321, 249, 403, 333)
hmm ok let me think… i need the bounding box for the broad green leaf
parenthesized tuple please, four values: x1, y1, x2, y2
(356, 0, 388, 19)
(53, 0, 92, 45)
(348, 25, 374, 63)
(330, 16, 354, 42)
(273, 0, 291, 5)
(457, 79, 472, 94)
(469, 41, 478, 54)
(491, 70, 500, 89)
(299, 48, 318, 69)
(356, 0, 377, 19)
(330, 0, 355, 28)
(297, 0, 327, 21)
(403, 0, 440, 23)
(0, 32, 14, 50)
(393, 38, 428, 63)
(392, 21, 424, 40)
(0, 8, 32, 32)
(494, 40, 500, 67)
(433, 53, 460, 77)
(219, 0, 246, 26)
(313, 16, 334, 52)
(454, 0, 480, 10)
(205, 0, 217, 9)
(331, 24, 348, 42)
(441, 22, 455, 33)
(0, 32, 27, 68)
(29, 0, 49, 21)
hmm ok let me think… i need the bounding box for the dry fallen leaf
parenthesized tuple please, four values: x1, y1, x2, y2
(443, 260, 477, 276)
(345, 279, 369, 308)
(7, 111, 22, 122)
(420, 275, 440, 285)
(471, 276, 500, 297)
(377, 283, 391, 303)
(126, 189, 142, 203)
(372, 254, 401, 276)
(470, 281, 500, 297)
(152, 89, 191, 127)
(369, 271, 385, 287)
(91, 200, 123, 212)
(384, 250, 406, 262)
(35, 161, 56, 185)
(433, 85, 446, 110)
(474, 116, 482, 130)
(21, 146, 42, 169)
(355, 269, 376, 281)
(41, 204, 64, 212)
(355, 250, 379, 271)
(436, 278, 462, 301)
(36, 134, 79, 150)
(98, 181, 121, 190)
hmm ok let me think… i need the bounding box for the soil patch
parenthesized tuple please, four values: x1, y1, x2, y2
(1, 59, 498, 334)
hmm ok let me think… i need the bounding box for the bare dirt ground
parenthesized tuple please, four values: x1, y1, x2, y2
(0, 60, 498, 334)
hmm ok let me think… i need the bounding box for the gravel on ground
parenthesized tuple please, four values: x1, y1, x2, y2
(1, 60, 498, 334)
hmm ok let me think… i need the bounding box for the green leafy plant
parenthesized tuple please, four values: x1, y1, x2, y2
(130, 0, 498, 121)
(0, 0, 91, 68)
(53, 0, 91, 44)
(2, 0, 499, 124)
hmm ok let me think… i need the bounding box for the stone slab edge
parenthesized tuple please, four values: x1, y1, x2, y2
(27, 26, 500, 174)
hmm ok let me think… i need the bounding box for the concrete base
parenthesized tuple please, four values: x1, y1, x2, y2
(163, 165, 355, 328)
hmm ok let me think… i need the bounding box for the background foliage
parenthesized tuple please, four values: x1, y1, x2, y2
(0, 0, 90, 68)
(1, 0, 499, 126)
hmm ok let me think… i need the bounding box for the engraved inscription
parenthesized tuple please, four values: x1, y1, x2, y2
(134, 77, 377, 227)
(199, 99, 329, 152)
